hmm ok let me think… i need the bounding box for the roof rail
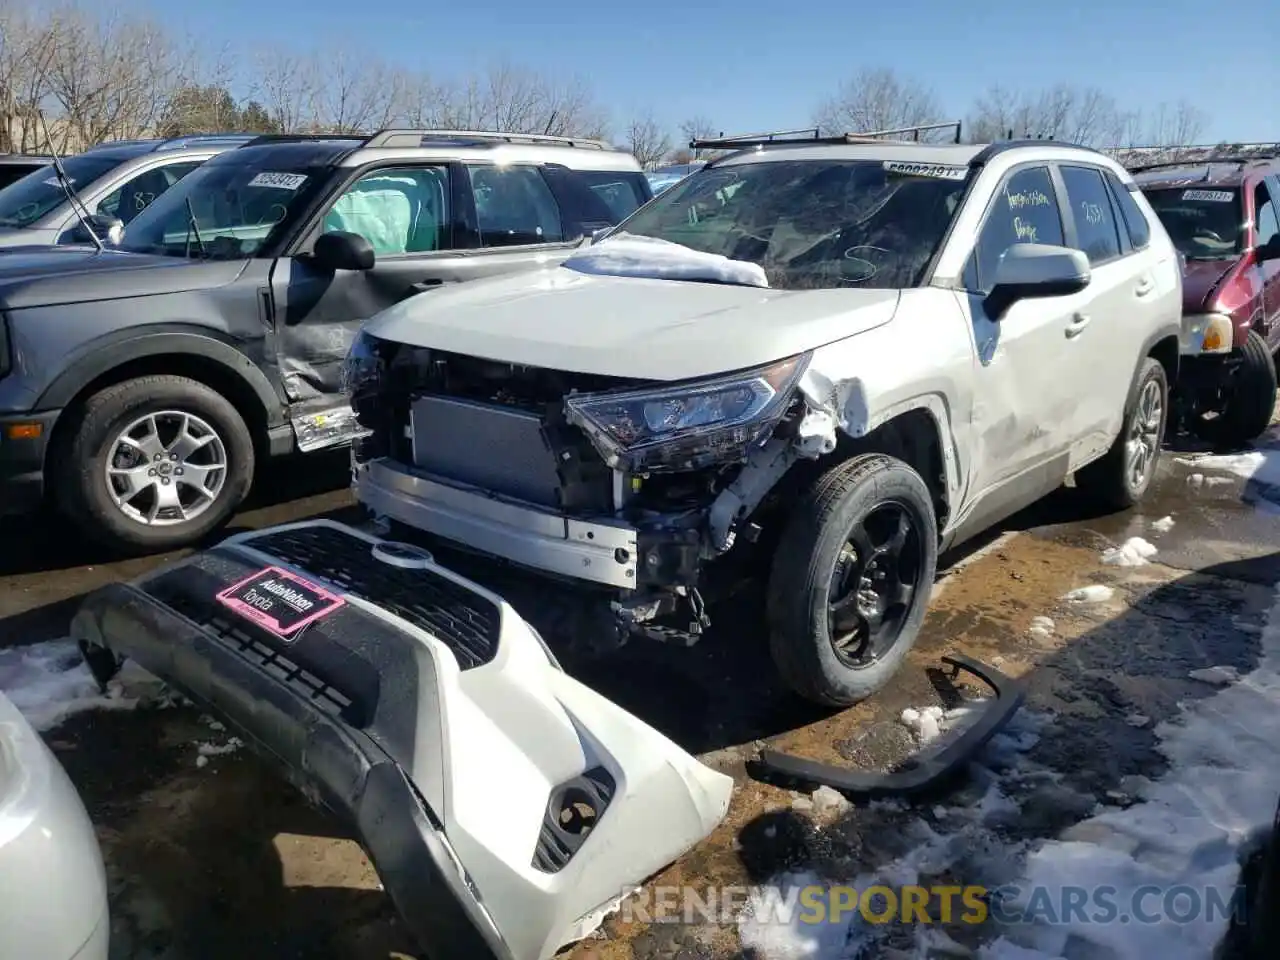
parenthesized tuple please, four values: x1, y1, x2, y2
(364, 128, 613, 150)
(691, 120, 964, 152)
(240, 133, 368, 148)
(154, 133, 261, 152)
(1126, 154, 1280, 174)
(83, 138, 161, 151)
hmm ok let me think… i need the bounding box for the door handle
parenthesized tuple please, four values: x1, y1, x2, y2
(1135, 276, 1154, 297)
(1065, 313, 1091, 338)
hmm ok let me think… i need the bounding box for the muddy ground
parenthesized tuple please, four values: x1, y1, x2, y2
(2, 426, 1279, 960)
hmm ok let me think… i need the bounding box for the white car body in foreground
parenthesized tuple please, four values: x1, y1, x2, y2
(0, 690, 109, 960)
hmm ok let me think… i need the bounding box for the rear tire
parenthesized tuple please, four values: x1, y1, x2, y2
(1195, 330, 1277, 447)
(766, 454, 938, 708)
(1076, 357, 1168, 511)
(55, 375, 255, 555)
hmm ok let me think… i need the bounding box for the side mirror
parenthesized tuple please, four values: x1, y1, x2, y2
(983, 243, 1091, 320)
(311, 231, 375, 271)
(87, 213, 124, 245)
(1257, 235, 1280, 264)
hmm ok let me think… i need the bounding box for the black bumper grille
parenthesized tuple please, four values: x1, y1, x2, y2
(143, 581, 356, 720)
(246, 525, 501, 670)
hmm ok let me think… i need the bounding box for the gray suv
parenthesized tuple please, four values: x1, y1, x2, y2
(0, 134, 255, 248)
(0, 129, 650, 554)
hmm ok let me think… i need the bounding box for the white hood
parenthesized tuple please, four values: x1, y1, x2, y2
(364, 264, 901, 381)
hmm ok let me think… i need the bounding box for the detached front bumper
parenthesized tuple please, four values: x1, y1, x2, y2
(71, 520, 732, 960)
(355, 457, 640, 589)
(0, 692, 109, 960)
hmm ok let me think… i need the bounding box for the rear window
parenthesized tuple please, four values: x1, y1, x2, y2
(1142, 185, 1243, 259)
(578, 171, 651, 220)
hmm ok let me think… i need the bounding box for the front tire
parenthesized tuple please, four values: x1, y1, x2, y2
(55, 375, 255, 554)
(1076, 357, 1168, 510)
(1195, 330, 1277, 447)
(766, 454, 938, 708)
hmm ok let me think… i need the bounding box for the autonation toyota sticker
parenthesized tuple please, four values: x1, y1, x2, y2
(216, 565, 344, 639)
(883, 161, 967, 180)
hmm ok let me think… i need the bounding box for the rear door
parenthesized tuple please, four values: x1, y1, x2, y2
(1053, 162, 1155, 461)
(268, 160, 584, 408)
(1255, 176, 1280, 347)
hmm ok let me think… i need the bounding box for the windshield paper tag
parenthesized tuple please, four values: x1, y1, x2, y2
(249, 172, 308, 191)
(883, 161, 967, 180)
(1181, 189, 1234, 202)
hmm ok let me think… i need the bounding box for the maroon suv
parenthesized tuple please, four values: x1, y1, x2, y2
(1128, 154, 1280, 444)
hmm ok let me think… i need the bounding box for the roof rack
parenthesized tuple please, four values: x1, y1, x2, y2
(84, 133, 262, 153)
(240, 133, 368, 148)
(1127, 154, 1280, 174)
(364, 129, 614, 150)
(691, 120, 964, 152)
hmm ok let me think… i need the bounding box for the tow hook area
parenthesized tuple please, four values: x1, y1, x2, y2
(70, 519, 734, 960)
(750, 655, 1026, 799)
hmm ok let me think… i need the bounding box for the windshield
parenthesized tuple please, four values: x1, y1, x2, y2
(578, 171, 651, 220)
(0, 153, 119, 228)
(1142, 186, 1243, 259)
(118, 158, 329, 260)
(609, 159, 969, 289)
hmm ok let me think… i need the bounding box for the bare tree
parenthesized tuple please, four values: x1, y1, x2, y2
(309, 48, 407, 134)
(434, 61, 609, 139)
(1139, 100, 1209, 147)
(0, 0, 64, 151)
(249, 46, 320, 133)
(624, 112, 671, 169)
(814, 68, 944, 138)
(966, 82, 1127, 146)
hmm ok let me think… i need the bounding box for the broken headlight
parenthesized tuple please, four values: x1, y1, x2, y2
(565, 354, 810, 473)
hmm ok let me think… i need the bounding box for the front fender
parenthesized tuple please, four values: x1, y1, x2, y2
(35, 325, 283, 425)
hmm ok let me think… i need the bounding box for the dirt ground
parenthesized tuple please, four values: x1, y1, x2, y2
(3, 426, 1280, 959)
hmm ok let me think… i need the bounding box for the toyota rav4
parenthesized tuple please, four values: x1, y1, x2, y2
(347, 135, 1183, 707)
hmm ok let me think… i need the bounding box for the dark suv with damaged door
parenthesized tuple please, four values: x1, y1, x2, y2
(1130, 153, 1280, 443)
(0, 129, 650, 554)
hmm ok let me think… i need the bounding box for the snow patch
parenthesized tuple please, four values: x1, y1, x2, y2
(1101, 536, 1158, 567)
(1188, 664, 1240, 685)
(0, 639, 170, 731)
(811, 786, 852, 818)
(1061, 584, 1115, 604)
(1151, 515, 1175, 533)
(561, 233, 769, 287)
(900, 705, 945, 743)
(1028, 616, 1055, 640)
(968, 579, 1280, 960)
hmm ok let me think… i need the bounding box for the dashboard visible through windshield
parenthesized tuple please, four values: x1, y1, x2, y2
(117, 160, 328, 260)
(0, 153, 117, 228)
(1141, 186, 1244, 259)
(609, 158, 970, 290)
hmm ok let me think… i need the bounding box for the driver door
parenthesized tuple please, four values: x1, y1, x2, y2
(957, 164, 1088, 510)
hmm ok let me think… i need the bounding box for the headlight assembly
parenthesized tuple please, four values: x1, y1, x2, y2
(1181, 313, 1234, 356)
(565, 353, 811, 472)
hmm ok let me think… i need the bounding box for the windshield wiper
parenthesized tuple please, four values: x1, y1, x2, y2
(37, 111, 102, 251)
(184, 197, 207, 259)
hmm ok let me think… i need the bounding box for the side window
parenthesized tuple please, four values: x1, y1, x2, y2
(97, 165, 195, 225)
(322, 165, 451, 256)
(973, 165, 1064, 290)
(1059, 165, 1122, 265)
(466, 164, 564, 247)
(1255, 182, 1279, 247)
(1105, 171, 1151, 250)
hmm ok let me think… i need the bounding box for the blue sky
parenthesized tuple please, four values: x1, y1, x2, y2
(160, 0, 1268, 144)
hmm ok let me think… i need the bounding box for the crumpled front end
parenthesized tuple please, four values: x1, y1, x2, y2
(71, 520, 733, 960)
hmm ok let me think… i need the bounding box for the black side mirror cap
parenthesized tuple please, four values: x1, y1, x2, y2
(311, 230, 375, 271)
(1258, 236, 1280, 264)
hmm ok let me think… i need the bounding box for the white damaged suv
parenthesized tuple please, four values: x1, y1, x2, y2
(345, 136, 1182, 707)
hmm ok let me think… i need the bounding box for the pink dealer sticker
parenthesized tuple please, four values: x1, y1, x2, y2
(216, 566, 345, 639)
